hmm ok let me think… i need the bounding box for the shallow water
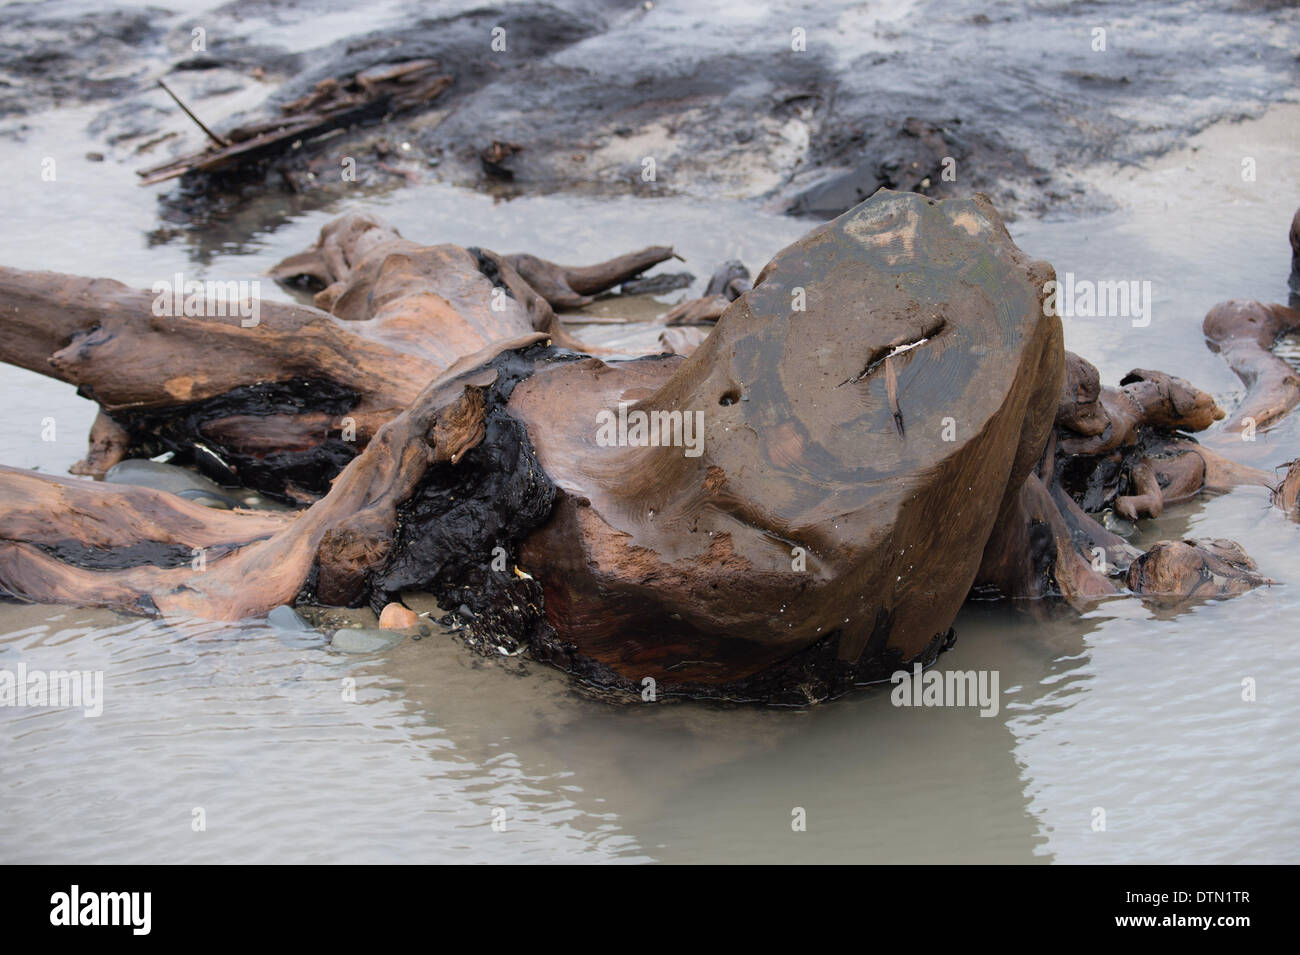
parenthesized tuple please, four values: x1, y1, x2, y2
(1, 89, 1298, 862)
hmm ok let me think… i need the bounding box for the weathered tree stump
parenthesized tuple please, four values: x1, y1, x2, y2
(507, 192, 1066, 696)
(0, 190, 1280, 702)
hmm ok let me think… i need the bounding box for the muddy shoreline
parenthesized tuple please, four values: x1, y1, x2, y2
(3, 0, 1297, 229)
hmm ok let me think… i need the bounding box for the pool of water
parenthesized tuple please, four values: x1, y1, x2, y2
(1, 93, 1297, 863)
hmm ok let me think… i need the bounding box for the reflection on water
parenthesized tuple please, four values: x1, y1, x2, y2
(1, 102, 1298, 864)
(1, 605, 1052, 863)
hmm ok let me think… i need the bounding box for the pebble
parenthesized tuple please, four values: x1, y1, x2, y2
(268, 604, 314, 632)
(1101, 509, 1137, 538)
(378, 602, 418, 629)
(266, 605, 327, 649)
(105, 459, 241, 509)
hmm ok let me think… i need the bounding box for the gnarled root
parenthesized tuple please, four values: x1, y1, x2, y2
(0, 213, 674, 503)
(1051, 352, 1269, 519)
(1126, 539, 1272, 605)
(975, 351, 1275, 607)
(0, 334, 556, 627)
(502, 248, 677, 309)
(1204, 299, 1300, 434)
(1273, 458, 1300, 517)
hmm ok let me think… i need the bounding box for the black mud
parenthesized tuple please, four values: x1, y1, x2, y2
(4, 0, 1296, 227)
(110, 377, 361, 502)
(368, 346, 568, 656)
(33, 539, 249, 571)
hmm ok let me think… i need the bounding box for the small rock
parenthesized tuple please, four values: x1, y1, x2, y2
(480, 140, 522, 179)
(267, 605, 326, 649)
(105, 458, 242, 509)
(379, 602, 418, 629)
(268, 604, 313, 632)
(1101, 509, 1137, 538)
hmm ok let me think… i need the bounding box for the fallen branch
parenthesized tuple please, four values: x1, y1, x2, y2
(138, 60, 453, 186)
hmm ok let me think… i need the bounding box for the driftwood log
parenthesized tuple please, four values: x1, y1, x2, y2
(0, 191, 1286, 702)
(0, 212, 672, 500)
(1203, 300, 1300, 434)
(1198, 209, 1300, 434)
(138, 61, 454, 186)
